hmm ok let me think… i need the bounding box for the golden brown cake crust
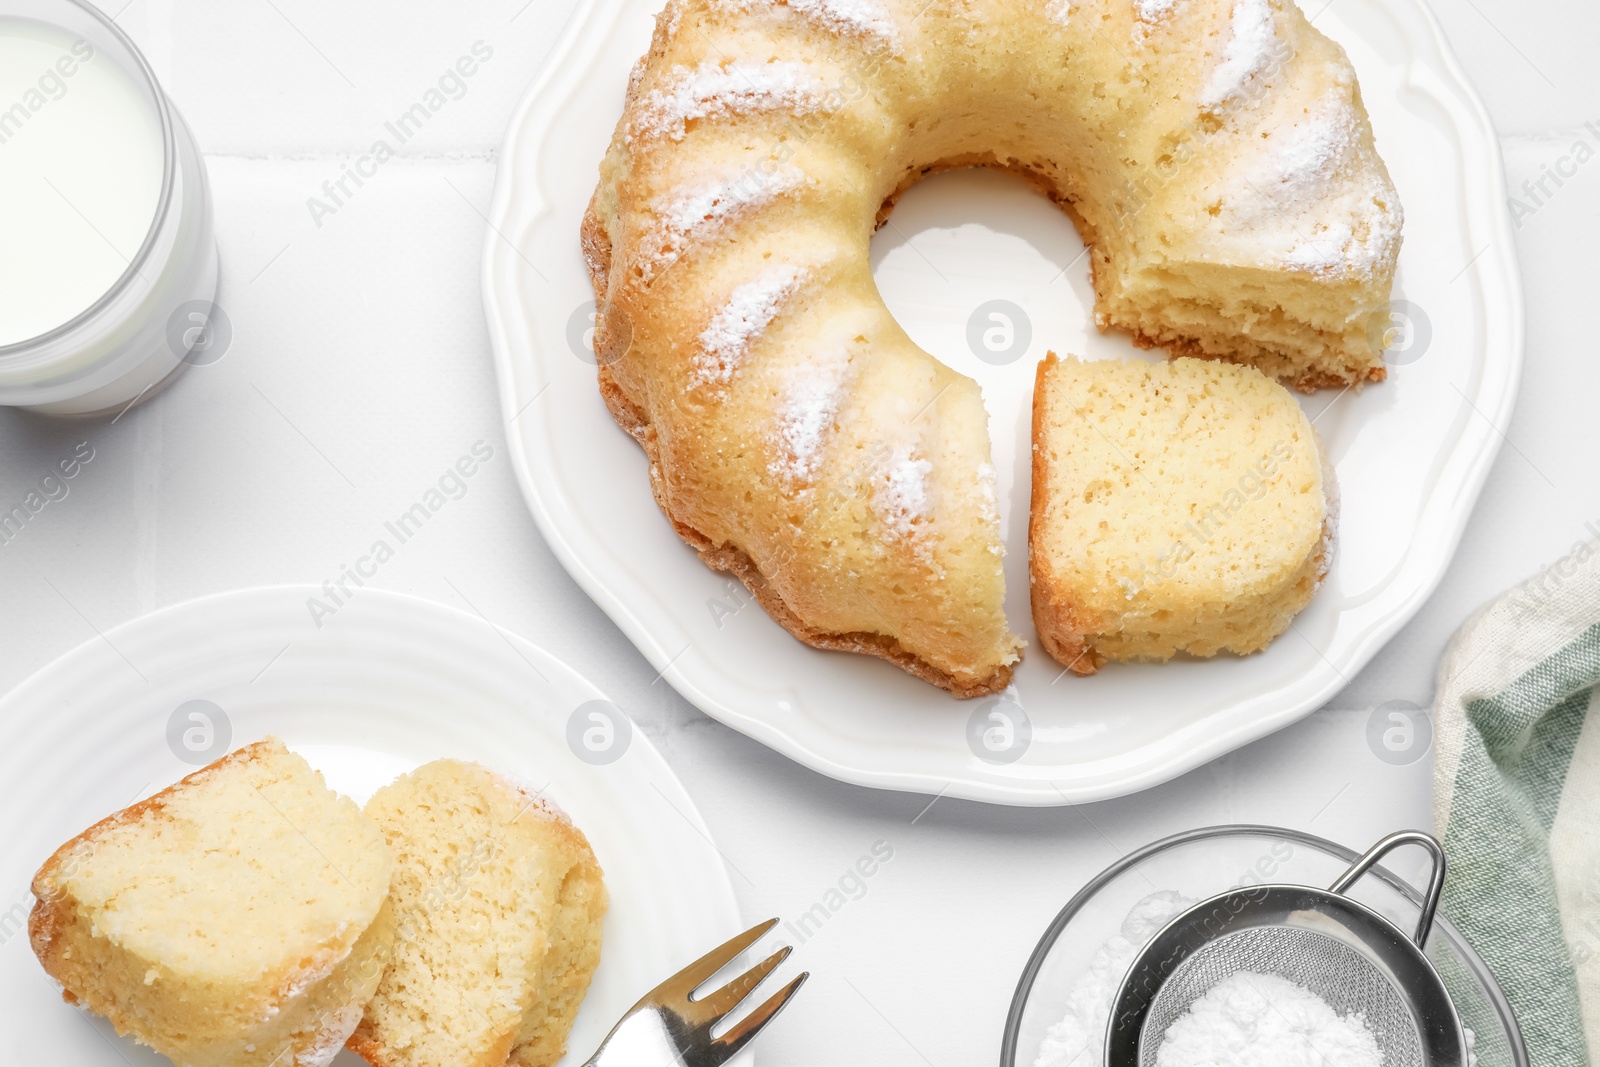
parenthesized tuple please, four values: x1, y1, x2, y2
(28, 740, 274, 970)
(583, 0, 1398, 695)
(1125, 329, 1387, 394)
(31, 740, 393, 1067)
(345, 1015, 397, 1065)
(584, 195, 1012, 699)
(1027, 355, 1104, 676)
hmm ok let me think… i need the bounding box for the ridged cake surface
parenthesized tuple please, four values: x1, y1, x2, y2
(584, 0, 1400, 694)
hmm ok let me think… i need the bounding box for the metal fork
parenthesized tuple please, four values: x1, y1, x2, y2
(580, 918, 808, 1066)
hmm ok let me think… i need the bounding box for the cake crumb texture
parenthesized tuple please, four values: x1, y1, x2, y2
(347, 760, 606, 1067)
(28, 738, 395, 1067)
(1030, 354, 1330, 672)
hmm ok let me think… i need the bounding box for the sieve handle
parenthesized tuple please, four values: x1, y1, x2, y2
(1328, 830, 1447, 947)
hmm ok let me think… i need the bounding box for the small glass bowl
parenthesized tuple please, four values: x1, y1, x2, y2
(0, 0, 217, 416)
(1001, 825, 1528, 1067)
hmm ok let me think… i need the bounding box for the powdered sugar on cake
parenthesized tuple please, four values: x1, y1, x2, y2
(715, 0, 901, 46)
(976, 463, 998, 525)
(1285, 196, 1397, 277)
(793, 0, 899, 44)
(1221, 92, 1401, 276)
(1136, 0, 1178, 24)
(296, 1002, 364, 1067)
(695, 265, 808, 388)
(976, 462, 1003, 557)
(630, 62, 834, 142)
(874, 450, 934, 550)
(273, 941, 345, 1006)
(655, 0, 687, 41)
(1272, 97, 1399, 275)
(1273, 98, 1361, 204)
(1200, 0, 1279, 110)
(770, 348, 853, 484)
(638, 168, 807, 282)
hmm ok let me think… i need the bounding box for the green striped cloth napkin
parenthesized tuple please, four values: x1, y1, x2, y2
(1434, 556, 1600, 1066)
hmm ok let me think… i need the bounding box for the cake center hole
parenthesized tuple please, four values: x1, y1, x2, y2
(868, 166, 1148, 558)
(869, 167, 1103, 377)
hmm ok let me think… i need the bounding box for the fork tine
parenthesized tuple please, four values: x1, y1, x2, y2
(711, 972, 808, 1062)
(694, 945, 793, 1020)
(662, 918, 780, 997)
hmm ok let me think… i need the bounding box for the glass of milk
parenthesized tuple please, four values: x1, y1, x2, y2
(0, 0, 217, 415)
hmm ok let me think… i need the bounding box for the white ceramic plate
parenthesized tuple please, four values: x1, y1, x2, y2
(481, 0, 1522, 805)
(0, 586, 748, 1066)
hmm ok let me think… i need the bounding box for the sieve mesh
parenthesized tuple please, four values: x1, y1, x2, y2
(1138, 926, 1424, 1066)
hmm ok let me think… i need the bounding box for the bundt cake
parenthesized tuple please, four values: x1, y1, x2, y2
(29, 739, 396, 1067)
(349, 760, 606, 1067)
(582, 0, 1400, 695)
(1030, 354, 1331, 672)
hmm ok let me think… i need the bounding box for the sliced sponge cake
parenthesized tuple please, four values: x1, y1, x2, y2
(29, 738, 395, 1067)
(348, 760, 606, 1067)
(1030, 354, 1331, 673)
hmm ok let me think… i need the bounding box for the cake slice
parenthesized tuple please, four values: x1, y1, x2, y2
(1029, 354, 1331, 673)
(28, 738, 396, 1067)
(348, 760, 606, 1067)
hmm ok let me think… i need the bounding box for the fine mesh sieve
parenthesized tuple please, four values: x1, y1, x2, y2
(1136, 927, 1427, 1065)
(1105, 831, 1467, 1066)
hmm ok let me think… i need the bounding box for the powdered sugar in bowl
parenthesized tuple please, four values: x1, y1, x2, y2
(1001, 826, 1528, 1067)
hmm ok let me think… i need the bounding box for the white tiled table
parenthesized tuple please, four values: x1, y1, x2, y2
(2, 1, 1596, 1062)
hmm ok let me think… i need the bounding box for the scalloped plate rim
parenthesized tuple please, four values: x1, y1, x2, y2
(480, 0, 1524, 806)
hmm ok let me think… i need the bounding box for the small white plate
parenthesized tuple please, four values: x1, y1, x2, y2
(481, 0, 1522, 805)
(0, 586, 747, 1066)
